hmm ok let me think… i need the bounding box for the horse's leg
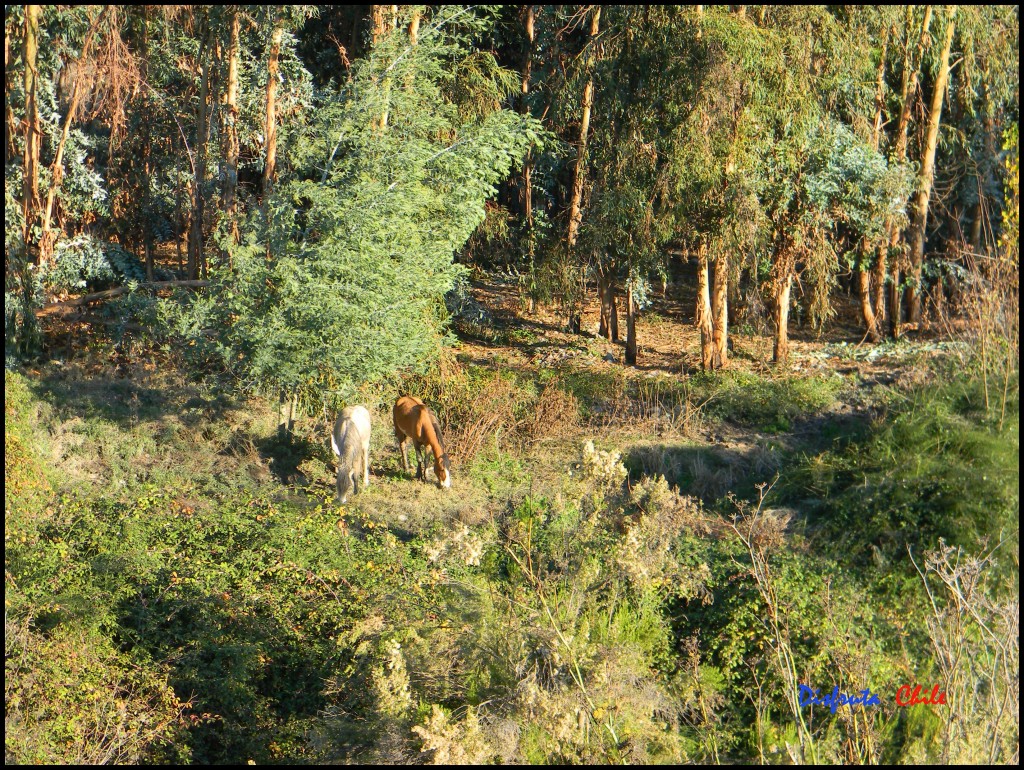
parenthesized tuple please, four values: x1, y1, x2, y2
(397, 431, 410, 474)
(414, 443, 425, 481)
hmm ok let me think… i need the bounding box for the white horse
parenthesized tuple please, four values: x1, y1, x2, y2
(331, 405, 371, 503)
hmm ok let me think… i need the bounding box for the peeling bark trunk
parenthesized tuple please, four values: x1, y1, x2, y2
(696, 246, 715, 370)
(39, 9, 103, 266)
(521, 6, 534, 232)
(625, 280, 637, 366)
(887, 6, 933, 337)
(22, 5, 40, 259)
(189, 25, 212, 280)
(565, 6, 600, 333)
(566, 6, 599, 248)
(262, 18, 283, 200)
(857, 249, 880, 342)
(773, 273, 792, 366)
(906, 6, 955, 324)
(711, 254, 728, 366)
(223, 7, 240, 245)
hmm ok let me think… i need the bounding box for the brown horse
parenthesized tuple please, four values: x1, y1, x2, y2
(392, 395, 451, 489)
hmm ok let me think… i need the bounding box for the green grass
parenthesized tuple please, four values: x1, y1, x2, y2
(691, 370, 849, 433)
(782, 373, 1019, 574)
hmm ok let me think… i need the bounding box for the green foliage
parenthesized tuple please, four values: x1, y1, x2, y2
(1001, 122, 1019, 263)
(785, 372, 1019, 571)
(185, 7, 541, 408)
(692, 370, 847, 433)
(41, 235, 172, 294)
(5, 618, 188, 764)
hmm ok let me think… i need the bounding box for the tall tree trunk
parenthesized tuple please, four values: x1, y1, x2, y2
(858, 27, 890, 339)
(970, 65, 996, 258)
(857, 243, 880, 342)
(598, 271, 609, 339)
(625, 278, 637, 366)
(520, 6, 535, 232)
(223, 6, 241, 246)
(408, 6, 419, 44)
(6, 23, 19, 164)
(141, 7, 153, 281)
(371, 5, 397, 130)
(871, 244, 887, 339)
(39, 8, 104, 266)
(565, 6, 601, 333)
(711, 254, 728, 366)
(887, 6, 933, 336)
(21, 5, 40, 259)
(598, 270, 618, 342)
(906, 6, 955, 324)
(609, 279, 619, 342)
(773, 273, 792, 366)
(696, 245, 715, 370)
(189, 23, 212, 280)
(262, 17, 284, 200)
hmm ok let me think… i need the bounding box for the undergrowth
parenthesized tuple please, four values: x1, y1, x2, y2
(5, 349, 1018, 764)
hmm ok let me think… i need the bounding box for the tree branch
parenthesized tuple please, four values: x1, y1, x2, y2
(36, 280, 210, 317)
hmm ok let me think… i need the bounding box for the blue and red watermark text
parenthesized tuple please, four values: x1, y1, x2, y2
(799, 683, 948, 712)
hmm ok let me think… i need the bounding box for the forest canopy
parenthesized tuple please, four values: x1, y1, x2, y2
(5, 5, 1019, 395)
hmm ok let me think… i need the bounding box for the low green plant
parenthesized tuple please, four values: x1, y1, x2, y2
(784, 374, 1019, 572)
(690, 370, 847, 433)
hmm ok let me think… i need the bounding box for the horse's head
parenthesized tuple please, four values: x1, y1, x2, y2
(434, 452, 452, 489)
(336, 469, 354, 504)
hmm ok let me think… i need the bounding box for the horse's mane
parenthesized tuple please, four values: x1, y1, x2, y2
(333, 418, 363, 471)
(428, 412, 446, 452)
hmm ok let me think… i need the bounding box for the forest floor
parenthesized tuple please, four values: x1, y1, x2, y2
(27, 264, 968, 527)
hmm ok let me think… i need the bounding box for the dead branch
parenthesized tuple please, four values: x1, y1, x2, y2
(35, 280, 210, 317)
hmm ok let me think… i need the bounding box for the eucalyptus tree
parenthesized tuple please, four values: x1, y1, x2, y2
(5, 4, 129, 354)
(669, 7, 763, 369)
(881, 5, 934, 335)
(9, 5, 132, 268)
(930, 5, 1018, 317)
(905, 5, 957, 324)
(748, 7, 847, 365)
(583, 6, 701, 366)
(563, 5, 601, 334)
(823, 5, 918, 341)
